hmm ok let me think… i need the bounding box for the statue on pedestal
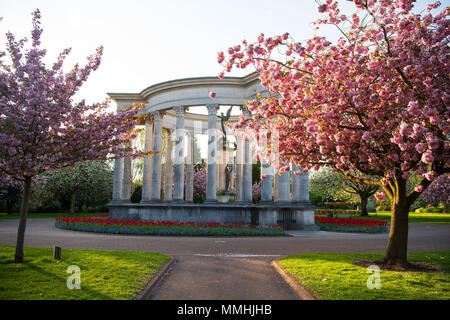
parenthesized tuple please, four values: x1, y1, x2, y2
(217, 106, 233, 149)
(224, 164, 233, 193)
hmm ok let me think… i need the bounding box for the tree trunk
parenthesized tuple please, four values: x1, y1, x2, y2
(14, 176, 32, 263)
(70, 193, 76, 215)
(359, 193, 369, 217)
(384, 178, 410, 266)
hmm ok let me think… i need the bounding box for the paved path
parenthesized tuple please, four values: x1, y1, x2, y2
(1, 219, 449, 299)
(149, 256, 298, 300)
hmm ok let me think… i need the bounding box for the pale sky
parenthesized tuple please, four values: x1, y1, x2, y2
(0, 0, 442, 105)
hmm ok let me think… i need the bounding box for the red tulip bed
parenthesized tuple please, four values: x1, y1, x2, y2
(55, 215, 285, 236)
(315, 209, 361, 215)
(314, 216, 389, 233)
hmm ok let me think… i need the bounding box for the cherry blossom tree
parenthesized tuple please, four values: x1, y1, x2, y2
(192, 168, 207, 203)
(218, 0, 449, 265)
(0, 10, 145, 263)
(422, 174, 450, 207)
(0, 173, 23, 215)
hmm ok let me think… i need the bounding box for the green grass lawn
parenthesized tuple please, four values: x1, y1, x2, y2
(316, 211, 450, 224)
(0, 245, 170, 300)
(0, 212, 100, 220)
(279, 251, 450, 300)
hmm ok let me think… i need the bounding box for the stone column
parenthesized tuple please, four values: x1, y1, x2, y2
(261, 160, 274, 204)
(241, 108, 253, 203)
(292, 164, 302, 204)
(276, 167, 291, 204)
(234, 137, 243, 202)
(111, 157, 123, 203)
(164, 129, 173, 202)
(121, 145, 132, 203)
(219, 145, 227, 193)
(273, 174, 278, 202)
(299, 169, 310, 203)
(185, 131, 194, 202)
(150, 111, 163, 202)
(141, 118, 153, 203)
(205, 104, 218, 203)
(173, 106, 185, 202)
(216, 146, 221, 193)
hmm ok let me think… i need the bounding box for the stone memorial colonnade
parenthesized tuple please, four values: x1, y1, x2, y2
(107, 72, 317, 230)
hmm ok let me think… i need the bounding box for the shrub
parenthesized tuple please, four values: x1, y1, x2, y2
(252, 181, 261, 203)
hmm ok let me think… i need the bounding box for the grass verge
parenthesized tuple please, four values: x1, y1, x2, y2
(0, 245, 170, 300)
(316, 212, 450, 224)
(278, 251, 450, 300)
(0, 212, 97, 220)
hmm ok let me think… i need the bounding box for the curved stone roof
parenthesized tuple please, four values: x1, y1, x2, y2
(107, 72, 263, 113)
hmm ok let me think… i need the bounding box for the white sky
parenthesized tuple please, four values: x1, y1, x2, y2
(0, 0, 441, 106)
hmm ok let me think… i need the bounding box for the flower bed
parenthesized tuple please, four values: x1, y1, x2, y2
(315, 209, 361, 215)
(55, 216, 285, 236)
(314, 216, 389, 233)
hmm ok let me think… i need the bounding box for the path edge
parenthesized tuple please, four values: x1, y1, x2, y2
(271, 259, 319, 300)
(135, 257, 177, 300)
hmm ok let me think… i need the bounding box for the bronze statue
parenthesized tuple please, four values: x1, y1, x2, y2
(217, 106, 233, 147)
(224, 164, 233, 193)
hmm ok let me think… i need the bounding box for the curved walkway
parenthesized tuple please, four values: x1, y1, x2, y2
(1, 219, 449, 299)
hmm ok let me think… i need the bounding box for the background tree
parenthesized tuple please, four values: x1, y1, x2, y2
(310, 167, 349, 204)
(342, 177, 378, 216)
(193, 136, 203, 165)
(219, 0, 449, 266)
(0, 10, 146, 263)
(44, 160, 113, 213)
(310, 166, 378, 215)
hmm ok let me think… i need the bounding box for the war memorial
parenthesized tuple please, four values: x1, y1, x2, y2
(107, 72, 317, 230)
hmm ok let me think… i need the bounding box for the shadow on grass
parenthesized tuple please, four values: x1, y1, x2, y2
(280, 251, 450, 273)
(25, 262, 113, 300)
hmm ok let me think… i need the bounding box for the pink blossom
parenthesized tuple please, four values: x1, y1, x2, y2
(209, 91, 216, 99)
(375, 192, 385, 201)
(415, 143, 427, 153)
(421, 150, 434, 164)
(318, 4, 327, 13)
(424, 170, 435, 181)
(362, 132, 370, 141)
